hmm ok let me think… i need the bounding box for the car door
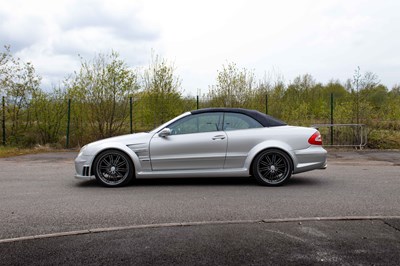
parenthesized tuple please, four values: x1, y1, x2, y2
(222, 112, 264, 169)
(149, 112, 227, 171)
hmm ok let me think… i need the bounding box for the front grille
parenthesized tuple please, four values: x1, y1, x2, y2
(82, 166, 90, 176)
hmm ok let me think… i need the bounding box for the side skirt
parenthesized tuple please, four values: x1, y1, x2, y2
(136, 168, 250, 179)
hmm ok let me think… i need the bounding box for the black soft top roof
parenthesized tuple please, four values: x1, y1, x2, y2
(191, 108, 287, 127)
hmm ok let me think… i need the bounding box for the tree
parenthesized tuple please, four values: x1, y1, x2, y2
(0, 46, 12, 92)
(387, 85, 400, 128)
(208, 62, 256, 108)
(351, 67, 380, 124)
(31, 84, 68, 145)
(70, 51, 139, 139)
(1, 46, 41, 145)
(251, 71, 286, 117)
(279, 74, 319, 124)
(140, 54, 183, 127)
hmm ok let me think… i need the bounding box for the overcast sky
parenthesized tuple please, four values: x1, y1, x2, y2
(1, 0, 399, 94)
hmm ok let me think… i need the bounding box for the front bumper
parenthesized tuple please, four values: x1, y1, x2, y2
(74, 154, 95, 181)
(74, 174, 95, 181)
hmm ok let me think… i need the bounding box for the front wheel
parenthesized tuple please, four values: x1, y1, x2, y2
(93, 149, 134, 187)
(252, 149, 293, 186)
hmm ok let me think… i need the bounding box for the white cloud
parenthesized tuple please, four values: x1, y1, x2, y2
(1, 0, 161, 88)
(1, 0, 399, 92)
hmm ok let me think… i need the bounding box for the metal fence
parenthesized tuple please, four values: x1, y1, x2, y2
(312, 124, 368, 149)
(0, 93, 386, 149)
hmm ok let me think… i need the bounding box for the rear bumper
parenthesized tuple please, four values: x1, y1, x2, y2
(293, 146, 327, 174)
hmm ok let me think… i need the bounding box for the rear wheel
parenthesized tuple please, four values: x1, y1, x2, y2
(93, 149, 134, 187)
(252, 149, 292, 186)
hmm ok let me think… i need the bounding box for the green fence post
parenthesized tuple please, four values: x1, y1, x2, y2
(196, 95, 199, 110)
(330, 93, 334, 146)
(2, 96, 5, 145)
(130, 96, 133, 134)
(66, 99, 71, 148)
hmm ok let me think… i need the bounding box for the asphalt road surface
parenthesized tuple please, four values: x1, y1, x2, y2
(1, 150, 400, 265)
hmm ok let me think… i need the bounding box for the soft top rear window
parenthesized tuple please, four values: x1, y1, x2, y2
(191, 108, 287, 127)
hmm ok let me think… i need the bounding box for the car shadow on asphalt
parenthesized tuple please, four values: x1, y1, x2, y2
(74, 177, 257, 188)
(286, 176, 325, 186)
(74, 175, 324, 188)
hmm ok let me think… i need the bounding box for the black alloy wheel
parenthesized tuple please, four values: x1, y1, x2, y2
(252, 149, 292, 186)
(93, 149, 134, 187)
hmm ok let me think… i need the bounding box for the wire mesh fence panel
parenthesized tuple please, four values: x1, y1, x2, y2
(312, 124, 368, 149)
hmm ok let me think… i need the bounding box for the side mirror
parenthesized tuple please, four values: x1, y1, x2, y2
(158, 128, 171, 137)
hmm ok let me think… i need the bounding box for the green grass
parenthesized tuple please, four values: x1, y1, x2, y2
(367, 130, 400, 149)
(0, 145, 75, 158)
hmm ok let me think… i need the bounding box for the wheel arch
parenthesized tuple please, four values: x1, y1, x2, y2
(89, 144, 140, 176)
(245, 141, 296, 176)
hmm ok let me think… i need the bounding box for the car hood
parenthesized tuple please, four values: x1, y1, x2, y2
(91, 132, 151, 145)
(82, 132, 152, 155)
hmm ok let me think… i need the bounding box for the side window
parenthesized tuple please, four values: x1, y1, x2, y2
(223, 113, 263, 131)
(168, 113, 223, 135)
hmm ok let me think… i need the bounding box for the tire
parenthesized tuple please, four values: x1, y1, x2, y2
(252, 149, 293, 186)
(93, 149, 134, 187)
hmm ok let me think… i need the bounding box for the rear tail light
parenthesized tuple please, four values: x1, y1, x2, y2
(308, 131, 322, 145)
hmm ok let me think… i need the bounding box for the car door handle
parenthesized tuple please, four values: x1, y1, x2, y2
(212, 135, 226, 140)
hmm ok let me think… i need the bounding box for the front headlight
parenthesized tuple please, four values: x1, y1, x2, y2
(78, 145, 88, 157)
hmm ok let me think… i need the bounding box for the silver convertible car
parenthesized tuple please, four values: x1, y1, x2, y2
(75, 108, 327, 187)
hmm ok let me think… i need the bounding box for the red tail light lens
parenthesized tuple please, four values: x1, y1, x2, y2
(308, 131, 322, 145)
